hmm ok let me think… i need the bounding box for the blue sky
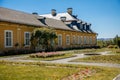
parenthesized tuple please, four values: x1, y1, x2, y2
(0, 0, 120, 38)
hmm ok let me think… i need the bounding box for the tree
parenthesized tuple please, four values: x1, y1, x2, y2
(30, 28, 57, 52)
(113, 35, 120, 48)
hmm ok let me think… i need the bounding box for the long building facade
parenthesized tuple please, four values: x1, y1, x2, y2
(0, 7, 97, 52)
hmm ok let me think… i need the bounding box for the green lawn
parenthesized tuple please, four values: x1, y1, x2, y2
(0, 61, 79, 80)
(73, 48, 110, 54)
(71, 55, 120, 64)
(0, 61, 120, 80)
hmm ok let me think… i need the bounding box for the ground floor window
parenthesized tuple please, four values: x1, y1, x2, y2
(58, 34, 62, 46)
(78, 36, 81, 44)
(87, 36, 89, 44)
(84, 36, 87, 44)
(90, 36, 92, 44)
(24, 32, 31, 46)
(4, 30, 13, 47)
(72, 36, 75, 44)
(66, 35, 70, 45)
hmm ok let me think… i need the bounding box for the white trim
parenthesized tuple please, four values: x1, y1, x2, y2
(87, 36, 89, 44)
(78, 36, 81, 44)
(75, 36, 77, 44)
(84, 36, 87, 44)
(90, 36, 92, 44)
(24, 32, 31, 46)
(58, 34, 62, 46)
(66, 35, 70, 45)
(77, 36, 79, 44)
(72, 35, 75, 44)
(81, 36, 84, 44)
(4, 30, 13, 48)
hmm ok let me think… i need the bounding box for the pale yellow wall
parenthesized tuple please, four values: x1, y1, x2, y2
(0, 21, 97, 51)
(55, 29, 97, 48)
(0, 21, 35, 51)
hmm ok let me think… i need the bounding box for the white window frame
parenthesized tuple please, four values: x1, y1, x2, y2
(90, 36, 92, 44)
(77, 36, 80, 44)
(87, 36, 89, 44)
(81, 36, 83, 44)
(84, 36, 87, 44)
(4, 30, 13, 48)
(24, 32, 31, 46)
(75, 36, 78, 44)
(72, 35, 75, 44)
(58, 34, 62, 46)
(78, 36, 81, 44)
(66, 35, 70, 45)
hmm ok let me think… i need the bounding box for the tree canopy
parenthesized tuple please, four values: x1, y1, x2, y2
(30, 28, 57, 51)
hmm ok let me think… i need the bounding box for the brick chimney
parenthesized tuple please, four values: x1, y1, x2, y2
(51, 9, 57, 16)
(67, 8, 72, 15)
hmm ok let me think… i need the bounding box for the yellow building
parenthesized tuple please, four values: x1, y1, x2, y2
(0, 7, 97, 52)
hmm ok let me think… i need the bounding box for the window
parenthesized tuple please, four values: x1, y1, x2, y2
(66, 35, 70, 45)
(75, 36, 77, 44)
(72, 36, 75, 44)
(84, 36, 87, 44)
(81, 36, 83, 44)
(77, 36, 79, 44)
(4, 30, 13, 47)
(78, 36, 81, 44)
(58, 34, 62, 46)
(90, 36, 92, 44)
(24, 32, 31, 46)
(87, 36, 89, 44)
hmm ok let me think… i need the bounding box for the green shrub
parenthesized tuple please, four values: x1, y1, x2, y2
(30, 52, 65, 58)
(107, 45, 114, 48)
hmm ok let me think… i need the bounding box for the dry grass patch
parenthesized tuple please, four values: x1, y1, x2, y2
(0, 61, 120, 80)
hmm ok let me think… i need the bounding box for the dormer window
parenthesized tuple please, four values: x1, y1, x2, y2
(38, 17, 47, 25)
(60, 16, 66, 22)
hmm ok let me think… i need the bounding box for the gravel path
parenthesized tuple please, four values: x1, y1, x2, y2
(40, 52, 120, 68)
(0, 51, 120, 68)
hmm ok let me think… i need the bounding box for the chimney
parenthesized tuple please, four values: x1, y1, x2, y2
(32, 12, 38, 15)
(51, 9, 57, 16)
(60, 16, 66, 22)
(67, 8, 72, 15)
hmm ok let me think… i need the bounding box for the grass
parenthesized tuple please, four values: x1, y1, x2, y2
(0, 61, 120, 80)
(0, 48, 120, 80)
(73, 48, 110, 54)
(71, 55, 120, 64)
(71, 48, 120, 64)
(110, 48, 120, 54)
(0, 62, 79, 80)
(26, 53, 75, 61)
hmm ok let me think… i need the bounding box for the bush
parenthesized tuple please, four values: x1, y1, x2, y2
(107, 45, 119, 49)
(0, 49, 35, 56)
(30, 52, 65, 58)
(114, 45, 119, 49)
(107, 45, 114, 48)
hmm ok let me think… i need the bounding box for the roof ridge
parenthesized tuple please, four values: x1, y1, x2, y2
(0, 7, 33, 16)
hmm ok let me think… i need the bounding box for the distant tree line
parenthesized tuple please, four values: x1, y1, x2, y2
(97, 35, 120, 48)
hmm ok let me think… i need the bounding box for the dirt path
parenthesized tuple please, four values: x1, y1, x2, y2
(0, 51, 120, 68)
